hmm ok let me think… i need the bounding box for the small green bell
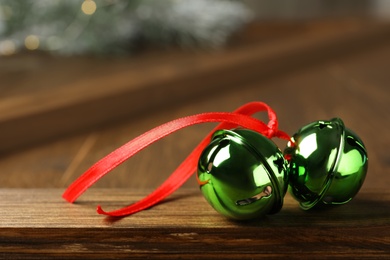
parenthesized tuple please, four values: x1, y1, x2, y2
(284, 118, 368, 210)
(197, 129, 288, 220)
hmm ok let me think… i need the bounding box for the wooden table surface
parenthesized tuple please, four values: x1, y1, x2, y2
(0, 19, 389, 258)
(0, 188, 389, 259)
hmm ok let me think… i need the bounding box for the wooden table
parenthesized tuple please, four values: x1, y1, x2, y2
(0, 19, 389, 258)
(0, 189, 389, 259)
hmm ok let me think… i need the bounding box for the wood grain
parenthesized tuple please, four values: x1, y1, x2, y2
(1, 33, 389, 191)
(1, 19, 390, 154)
(0, 188, 389, 259)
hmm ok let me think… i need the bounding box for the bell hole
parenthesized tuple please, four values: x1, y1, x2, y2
(264, 186, 272, 196)
(235, 186, 272, 206)
(207, 162, 213, 172)
(318, 122, 328, 129)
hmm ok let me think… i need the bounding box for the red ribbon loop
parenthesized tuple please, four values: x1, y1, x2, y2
(62, 102, 292, 217)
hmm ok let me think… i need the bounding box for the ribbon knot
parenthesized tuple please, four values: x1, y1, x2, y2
(266, 128, 276, 138)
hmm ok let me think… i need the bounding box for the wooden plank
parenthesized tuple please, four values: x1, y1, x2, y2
(0, 188, 389, 259)
(1, 19, 390, 154)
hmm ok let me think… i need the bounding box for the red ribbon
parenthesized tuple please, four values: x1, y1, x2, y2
(62, 102, 291, 217)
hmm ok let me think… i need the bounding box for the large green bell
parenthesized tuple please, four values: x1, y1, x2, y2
(284, 118, 368, 210)
(197, 128, 288, 220)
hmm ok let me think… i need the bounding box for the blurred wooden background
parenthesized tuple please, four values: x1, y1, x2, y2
(0, 18, 389, 190)
(0, 17, 389, 258)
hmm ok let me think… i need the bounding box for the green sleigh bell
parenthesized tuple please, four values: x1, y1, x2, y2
(197, 128, 288, 220)
(284, 118, 368, 210)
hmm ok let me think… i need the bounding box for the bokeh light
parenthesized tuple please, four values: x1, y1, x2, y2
(25, 35, 40, 50)
(0, 39, 16, 55)
(81, 0, 97, 15)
